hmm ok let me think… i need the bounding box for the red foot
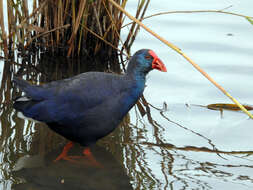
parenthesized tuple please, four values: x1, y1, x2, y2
(54, 143, 103, 168)
(54, 141, 74, 162)
(82, 147, 103, 168)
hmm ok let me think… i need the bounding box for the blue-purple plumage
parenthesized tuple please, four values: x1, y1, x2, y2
(13, 49, 166, 146)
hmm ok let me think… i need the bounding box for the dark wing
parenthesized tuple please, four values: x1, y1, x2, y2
(13, 72, 132, 123)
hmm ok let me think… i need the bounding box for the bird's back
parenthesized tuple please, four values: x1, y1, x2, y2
(13, 72, 144, 145)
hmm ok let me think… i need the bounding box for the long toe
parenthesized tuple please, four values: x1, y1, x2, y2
(54, 142, 74, 162)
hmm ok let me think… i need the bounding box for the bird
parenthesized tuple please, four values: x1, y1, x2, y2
(13, 49, 167, 165)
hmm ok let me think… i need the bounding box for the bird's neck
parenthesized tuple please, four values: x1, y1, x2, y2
(126, 60, 147, 81)
(114, 74, 145, 121)
(125, 59, 147, 99)
(128, 71, 146, 81)
(126, 57, 148, 78)
(124, 73, 146, 102)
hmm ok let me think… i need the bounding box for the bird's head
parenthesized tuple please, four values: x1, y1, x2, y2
(127, 49, 167, 76)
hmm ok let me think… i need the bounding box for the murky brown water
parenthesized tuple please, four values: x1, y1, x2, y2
(1, 0, 253, 189)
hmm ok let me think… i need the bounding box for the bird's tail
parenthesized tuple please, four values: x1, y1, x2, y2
(13, 76, 48, 102)
(13, 77, 36, 111)
(13, 76, 32, 94)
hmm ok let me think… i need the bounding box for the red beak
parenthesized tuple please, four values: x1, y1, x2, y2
(149, 50, 167, 72)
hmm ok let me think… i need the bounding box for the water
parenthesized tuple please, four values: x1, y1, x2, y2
(1, 0, 253, 189)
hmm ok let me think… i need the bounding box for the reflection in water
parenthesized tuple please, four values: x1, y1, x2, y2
(12, 144, 132, 190)
(1, 53, 253, 189)
(0, 53, 131, 190)
(108, 101, 253, 189)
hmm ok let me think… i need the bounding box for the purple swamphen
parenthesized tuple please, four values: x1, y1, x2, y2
(13, 49, 167, 164)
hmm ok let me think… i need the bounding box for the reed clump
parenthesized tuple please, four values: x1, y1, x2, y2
(0, 0, 150, 69)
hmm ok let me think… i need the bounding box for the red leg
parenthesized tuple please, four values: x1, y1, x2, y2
(54, 143, 103, 168)
(83, 147, 92, 156)
(83, 147, 103, 168)
(54, 141, 74, 162)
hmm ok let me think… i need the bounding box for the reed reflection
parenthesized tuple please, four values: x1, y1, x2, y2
(1, 52, 253, 190)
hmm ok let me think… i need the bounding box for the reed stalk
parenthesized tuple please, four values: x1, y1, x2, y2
(0, 0, 8, 56)
(108, 0, 253, 119)
(1, 0, 150, 65)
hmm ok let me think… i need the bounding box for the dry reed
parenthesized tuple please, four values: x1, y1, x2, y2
(0, 0, 150, 66)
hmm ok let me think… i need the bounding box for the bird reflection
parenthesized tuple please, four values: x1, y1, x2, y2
(12, 144, 133, 190)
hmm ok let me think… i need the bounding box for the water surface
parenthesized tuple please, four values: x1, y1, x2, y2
(1, 0, 253, 189)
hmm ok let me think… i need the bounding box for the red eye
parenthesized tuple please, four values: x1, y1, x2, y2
(145, 55, 152, 59)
